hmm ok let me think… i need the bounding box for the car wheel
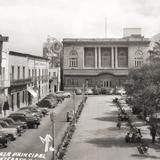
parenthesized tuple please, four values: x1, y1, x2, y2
(8, 135, 15, 141)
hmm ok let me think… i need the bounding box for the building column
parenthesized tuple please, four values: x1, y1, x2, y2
(115, 47, 118, 68)
(95, 47, 97, 69)
(98, 47, 101, 68)
(111, 47, 114, 68)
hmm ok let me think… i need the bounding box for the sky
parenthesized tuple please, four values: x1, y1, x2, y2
(1, 0, 160, 56)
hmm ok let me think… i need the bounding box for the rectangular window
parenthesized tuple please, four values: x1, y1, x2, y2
(53, 72, 56, 77)
(84, 47, 95, 67)
(32, 69, 34, 77)
(39, 69, 41, 76)
(11, 66, 14, 80)
(22, 91, 25, 103)
(11, 94, 14, 111)
(28, 69, 31, 78)
(101, 48, 111, 67)
(17, 66, 20, 79)
(69, 58, 78, 67)
(117, 47, 128, 67)
(23, 66, 25, 79)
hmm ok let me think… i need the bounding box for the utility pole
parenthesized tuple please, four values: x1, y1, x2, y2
(50, 112, 55, 160)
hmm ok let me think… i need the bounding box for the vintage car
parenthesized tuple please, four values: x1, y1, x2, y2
(9, 112, 40, 129)
(0, 124, 17, 141)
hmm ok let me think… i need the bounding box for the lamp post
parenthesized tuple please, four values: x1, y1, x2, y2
(50, 112, 55, 160)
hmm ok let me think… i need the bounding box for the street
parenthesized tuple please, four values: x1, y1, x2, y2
(64, 95, 160, 160)
(0, 95, 83, 160)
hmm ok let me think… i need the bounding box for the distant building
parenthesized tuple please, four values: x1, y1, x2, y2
(43, 37, 62, 92)
(62, 28, 151, 91)
(8, 51, 49, 113)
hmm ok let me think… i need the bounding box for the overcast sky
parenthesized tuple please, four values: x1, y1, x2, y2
(1, 0, 160, 56)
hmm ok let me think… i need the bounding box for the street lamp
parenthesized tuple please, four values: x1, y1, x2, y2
(50, 112, 55, 160)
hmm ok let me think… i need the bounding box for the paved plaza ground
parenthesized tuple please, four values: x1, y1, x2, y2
(64, 95, 160, 160)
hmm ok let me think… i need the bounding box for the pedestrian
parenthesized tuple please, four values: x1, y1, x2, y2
(150, 125, 157, 143)
(66, 111, 70, 122)
(117, 120, 121, 129)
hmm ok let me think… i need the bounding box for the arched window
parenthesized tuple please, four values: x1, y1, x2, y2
(69, 50, 78, 67)
(135, 50, 143, 67)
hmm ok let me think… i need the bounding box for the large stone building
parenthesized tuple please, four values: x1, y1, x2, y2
(62, 28, 151, 91)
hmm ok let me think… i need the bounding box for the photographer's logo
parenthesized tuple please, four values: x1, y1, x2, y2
(40, 134, 54, 152)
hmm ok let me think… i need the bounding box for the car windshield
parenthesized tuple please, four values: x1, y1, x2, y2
(0, 122, 8, 127)
(6, 119, 13, 125)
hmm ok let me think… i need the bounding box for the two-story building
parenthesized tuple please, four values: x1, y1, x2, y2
(8, 51, 49, 112)
(62, 28, 151, 91)
(0, 51, 10, 116)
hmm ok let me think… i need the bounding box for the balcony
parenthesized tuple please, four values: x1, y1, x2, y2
(0, 80, 10, 88)
(10, 78, 32, 86)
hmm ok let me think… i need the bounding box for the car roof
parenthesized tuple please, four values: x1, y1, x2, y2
(9, 112, 27, 116)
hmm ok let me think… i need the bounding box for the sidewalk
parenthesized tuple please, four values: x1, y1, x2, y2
(119, 97, 160, 156)
(64, 95, 160, 160)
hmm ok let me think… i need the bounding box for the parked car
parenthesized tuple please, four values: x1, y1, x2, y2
(75, 89, 82, 95)
(55, 91, 65, 100)
(61, 91, 71, 98)
(0, 124, 17, 141)
(85, 89, 93, 95)
(18, 106, 43, 118)
(0, 133, 8, 147)
(8, 112, 40, 129)
(0, 120, 22, 136)
(0, 117, 27, 131)
(37, 98, 57, 108)
(27, 104, 49, 117)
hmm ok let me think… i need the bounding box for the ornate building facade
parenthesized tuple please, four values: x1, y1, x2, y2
(62, 29, 150, 91)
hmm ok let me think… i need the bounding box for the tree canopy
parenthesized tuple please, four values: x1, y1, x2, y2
(124, 41, 160, 116)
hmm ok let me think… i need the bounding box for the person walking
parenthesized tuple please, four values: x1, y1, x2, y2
(117, 120, 121, 129)
(150, 125, 157, 143)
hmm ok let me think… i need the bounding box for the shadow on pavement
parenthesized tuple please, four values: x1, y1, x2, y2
(131, 154, 160, 159)
(86, 137, 137, 148)
(149, 143, 160, 152)
(103, 110, 119, 115)
(94, 116, 118, 122)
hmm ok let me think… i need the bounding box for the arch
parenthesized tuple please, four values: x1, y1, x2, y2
(96, 72, 115, 77)
(69, 50, 78, 56)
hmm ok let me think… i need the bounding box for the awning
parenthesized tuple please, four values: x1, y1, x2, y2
(27, 89, 38, 98)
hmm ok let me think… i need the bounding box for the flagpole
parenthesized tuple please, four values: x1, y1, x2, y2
(105, 17, 107, 38)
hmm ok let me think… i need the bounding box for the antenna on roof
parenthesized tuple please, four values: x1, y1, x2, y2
(105, 17, 107, 38)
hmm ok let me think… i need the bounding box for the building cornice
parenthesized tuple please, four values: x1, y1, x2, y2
(64, 69, 128, 76)
(9, 51, 49, 61)
(63, 38, 150, 46)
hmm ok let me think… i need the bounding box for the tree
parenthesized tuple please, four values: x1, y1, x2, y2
(124, 41, 160, 118)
